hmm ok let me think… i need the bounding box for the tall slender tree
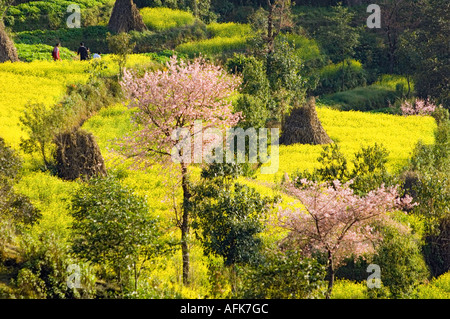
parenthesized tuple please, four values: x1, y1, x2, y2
(317, 4, 360, 91)
(118, 57, 242, 285)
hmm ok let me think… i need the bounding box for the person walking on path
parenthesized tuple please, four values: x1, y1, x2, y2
(77, 42, 89, 61)
(52, 42, 61, 61)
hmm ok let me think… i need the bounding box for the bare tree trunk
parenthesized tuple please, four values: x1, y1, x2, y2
(180, 163, 191, 286)
(0, 20, 18, 63)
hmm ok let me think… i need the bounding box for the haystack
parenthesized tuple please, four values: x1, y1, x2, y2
(0, 21, 18, 63)
(54, 129, 107, 181)
(108, 0, 147, 33)
(280, 97, 332, 145)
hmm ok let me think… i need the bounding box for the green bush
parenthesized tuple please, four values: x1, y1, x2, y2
(372, 221, 429, 298)
(315, 59, 367, 96)
(295, 143, 397, 196)
(71, 176, 163, 292)
(241, 249, 326, 299)
(330, 280, 368, 299)
(321, 85, 399, 112)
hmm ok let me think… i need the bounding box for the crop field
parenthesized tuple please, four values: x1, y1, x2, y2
(0, 1, 448, 304)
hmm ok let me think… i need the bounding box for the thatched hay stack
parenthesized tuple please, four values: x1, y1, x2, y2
(54, 129, 107, 181)
(280, 97, 332, 146)
(0, 21, 19, 63)
(108, 0, 147, 33)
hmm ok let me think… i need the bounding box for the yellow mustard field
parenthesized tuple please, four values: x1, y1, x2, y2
(258, 105, 437, 183)
(0, 54, 439, 298)
(0, 55, 155, 148)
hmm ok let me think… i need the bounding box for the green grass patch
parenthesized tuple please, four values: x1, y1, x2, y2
(16, 43, 77, 62)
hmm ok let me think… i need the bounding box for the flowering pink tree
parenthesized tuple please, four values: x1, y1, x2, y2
(401, 98, 437, 116)
(119, 56, 242, 285)
(278, 179, 414, 298)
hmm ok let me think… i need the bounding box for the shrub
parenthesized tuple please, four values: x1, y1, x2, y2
(107, 32, 136, 79)
(241, 249, 326, 299)
(372, 221, 429, 298)
(315, 59, 367, 96)
(321, 85, 399, 112)
(330, 280, 368, 299)
(295, 143, 397, 196)
(71, 176, 163, 292)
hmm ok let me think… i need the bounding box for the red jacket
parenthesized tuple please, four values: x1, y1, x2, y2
(52, 47, 60, 61)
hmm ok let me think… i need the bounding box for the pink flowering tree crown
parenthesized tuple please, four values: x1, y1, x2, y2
(401, 98, 438, 116)
(117, 55, 242, 286)
(278, 179, 415, 298)
(118, 56, 242, 166)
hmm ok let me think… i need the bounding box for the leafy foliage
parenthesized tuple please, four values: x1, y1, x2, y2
(71, 176, 163, 290)
(315, 59, 367, 96)
(241, 248, 326, 299)
(192, 166, 274, 267)
(279, 179, 411, 298)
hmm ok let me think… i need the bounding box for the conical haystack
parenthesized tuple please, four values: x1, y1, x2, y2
(54, 129, 107, 181)
(0, 21, 19, 63)
(108, 0, 147, 33)
(280, 97, 332, 146)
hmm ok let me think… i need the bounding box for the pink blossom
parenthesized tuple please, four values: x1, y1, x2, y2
(278, 179, 407, 297)
(401, 98, 437, 116)
(117, 56, 242, 166)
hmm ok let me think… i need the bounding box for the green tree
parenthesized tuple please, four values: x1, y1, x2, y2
(265, 35, 306, 121)
(107, 32, 136, 79)
(71, 176, 163, 292)
(0, 137, 40, 258)
(19, 103, 65, 169)
(372, 220, 429, 298)
(226, 54, 271, 129)
(317, 3, 360, 91)
(191, 163, 276, 294)
(412, 0, 450, 108)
